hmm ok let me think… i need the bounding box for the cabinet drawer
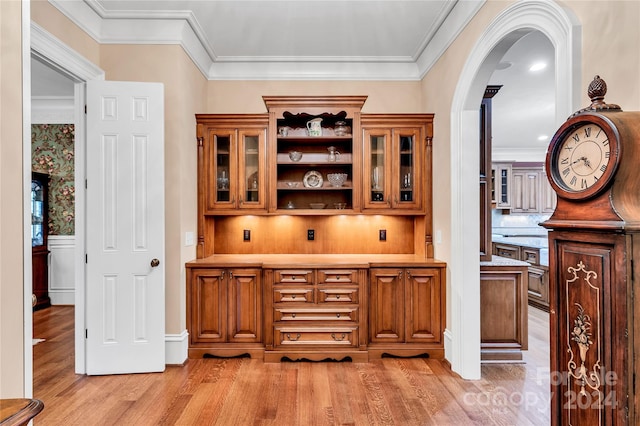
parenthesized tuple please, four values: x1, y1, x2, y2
(317, 270, 358, 284)
(273, 270, 314, 284)
(521, 248, 540, 265)
(318, 287, 359, 303)
(274, 326, 358, 348)
(275, 307, 358, 322)
(494, 244, 520, 260)
(273, 288, 314, 303)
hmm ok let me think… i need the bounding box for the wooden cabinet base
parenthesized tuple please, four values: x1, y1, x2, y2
(264, 350, 369, 363)
(368, 346, 444, 360)
(188, 345, 265, 359)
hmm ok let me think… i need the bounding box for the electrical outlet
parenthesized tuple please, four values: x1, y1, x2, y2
(379, 229, 387, 241)
(307, 229, 315, 241)
(243, 229, 251, 241)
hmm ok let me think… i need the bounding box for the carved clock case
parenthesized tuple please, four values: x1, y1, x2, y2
(542, 77, 640, 425)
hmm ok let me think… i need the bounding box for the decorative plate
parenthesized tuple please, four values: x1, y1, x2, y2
(303, 170, 323, 188)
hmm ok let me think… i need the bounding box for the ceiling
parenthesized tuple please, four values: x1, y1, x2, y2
(33, 0, 555, 158)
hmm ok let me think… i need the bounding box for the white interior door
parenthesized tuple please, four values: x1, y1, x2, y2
(85, 80, 165, 375)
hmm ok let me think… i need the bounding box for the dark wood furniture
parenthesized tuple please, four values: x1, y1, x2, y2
(31, 172, 50, 310)
(542, 77, 640, 424)
(0, 399, 44, 426)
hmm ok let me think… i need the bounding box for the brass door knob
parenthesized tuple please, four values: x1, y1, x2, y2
(150, 258, 160, 267)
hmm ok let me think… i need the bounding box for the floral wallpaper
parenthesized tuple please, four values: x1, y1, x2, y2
(31, 124, 75, 235)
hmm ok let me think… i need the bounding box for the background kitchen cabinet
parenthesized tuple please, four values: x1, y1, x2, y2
(493, 241, 549, 311)
(187, 267, 263, 358)
(479, 260, 529, 362)
(491, 162, 512, 209)
(510, 164, 556, 214)
(368, 267, 444, 358)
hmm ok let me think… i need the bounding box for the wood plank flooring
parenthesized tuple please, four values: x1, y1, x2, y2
(33, 306, 550, 425)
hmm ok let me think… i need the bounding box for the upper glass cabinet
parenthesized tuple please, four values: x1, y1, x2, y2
(198, 115, 268, 213)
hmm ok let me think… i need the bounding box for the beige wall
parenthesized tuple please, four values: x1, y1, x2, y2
(1, 0, 25, 397)
(206, 81, 423, 113)
(3, 0, 639, 395)
(100, 44, 207, 333)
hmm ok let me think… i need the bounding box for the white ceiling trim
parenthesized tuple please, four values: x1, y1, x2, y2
(32, 96, 75, 124)
(48, 0, 485, 81)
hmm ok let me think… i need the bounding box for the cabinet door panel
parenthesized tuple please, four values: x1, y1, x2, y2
(551, 236, 626, 425)
(405, 268, 442, 343)
(393, 128, 422, 210)
(238, 128, 267, 210)
(190, 269, 226, 343)
(228, 269, 262, 342)
(369, 269, 403, 342)
(204, 129, 237, 211)
(363, 128, 392, 209)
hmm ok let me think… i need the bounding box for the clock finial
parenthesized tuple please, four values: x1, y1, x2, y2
(572, 75, 621, 116)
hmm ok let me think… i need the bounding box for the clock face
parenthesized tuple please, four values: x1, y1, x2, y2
(547, 115, 620, 200)
(556, 123, 609, 191)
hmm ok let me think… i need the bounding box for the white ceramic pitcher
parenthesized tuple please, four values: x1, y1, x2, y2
(306, 118, 322, 136)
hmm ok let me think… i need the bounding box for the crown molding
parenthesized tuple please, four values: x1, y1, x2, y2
(48, 0, 483, 81)
(31, 96, 75, 124)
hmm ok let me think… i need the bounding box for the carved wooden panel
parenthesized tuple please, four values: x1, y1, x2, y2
(369, 268, 404, 342)
(228, 269, 262, 342)
(405, 268, 442, 343)
(549, 232, 627, 425)
(189, 269, 227, 343)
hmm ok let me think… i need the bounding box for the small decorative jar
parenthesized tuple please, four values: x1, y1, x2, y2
(334, 120, 348, 136)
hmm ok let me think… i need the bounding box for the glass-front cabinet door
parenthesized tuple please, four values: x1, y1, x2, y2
(204, 125, 266, 212)
(238, 129, 266, 210)
(363, 128, 392, 209)
(362, 125, 423, 211)
(393, 128, 421, 210)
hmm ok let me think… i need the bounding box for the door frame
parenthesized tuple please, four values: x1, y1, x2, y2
(27, 22, 105, 377)
(447, 1, 581, 379)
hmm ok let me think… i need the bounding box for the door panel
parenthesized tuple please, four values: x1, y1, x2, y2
(86, 80, 165, 375)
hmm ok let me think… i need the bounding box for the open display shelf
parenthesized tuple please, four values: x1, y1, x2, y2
(276, 113, 354, 212)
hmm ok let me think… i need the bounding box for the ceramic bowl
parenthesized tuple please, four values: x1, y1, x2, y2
(285, 181, 300, 188)
(309, 203, 326, 209)
(289, 151, 303, 162)
(333, 203, 347, 209)
(327, 173, 348, 187)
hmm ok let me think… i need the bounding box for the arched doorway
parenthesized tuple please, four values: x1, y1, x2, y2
(448, 0, 581, 379)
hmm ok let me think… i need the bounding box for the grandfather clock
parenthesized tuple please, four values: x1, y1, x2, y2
(542, 76, 640, 424)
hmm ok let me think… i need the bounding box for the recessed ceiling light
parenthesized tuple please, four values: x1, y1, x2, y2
(529, 62, 547, 72)
(538, 135, 549, 141)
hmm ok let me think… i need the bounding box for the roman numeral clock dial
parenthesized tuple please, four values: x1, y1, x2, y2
(547, 115, 619, 200)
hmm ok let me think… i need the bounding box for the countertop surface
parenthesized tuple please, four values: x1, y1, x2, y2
(187, 254, 447, 268)
(480, 255, 530, 267)
(492, 235, 548, 249)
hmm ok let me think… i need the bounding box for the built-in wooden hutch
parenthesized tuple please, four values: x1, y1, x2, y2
(186, 96, 446, 362)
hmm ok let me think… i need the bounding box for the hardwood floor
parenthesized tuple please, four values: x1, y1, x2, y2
(33, 306, 550, 425)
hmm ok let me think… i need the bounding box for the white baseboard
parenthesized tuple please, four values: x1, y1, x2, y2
(165, 330, 188, 365)
(49, 290, 74, 305)
(444, 328, 453, 364)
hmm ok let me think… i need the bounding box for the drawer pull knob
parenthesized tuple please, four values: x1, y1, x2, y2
(286, 333, 301, 341)
(336, 295, 340, 299)
(292, 313, 296, 318)
(336, 313, 341, 318)
(336, 276, 340, 280)
(291, 295, 296, 299)
(331, 333, 346, 341)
